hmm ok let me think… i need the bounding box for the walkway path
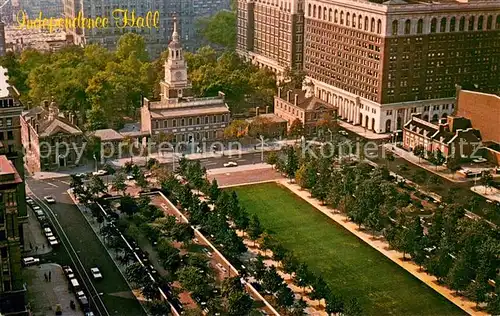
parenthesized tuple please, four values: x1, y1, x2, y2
(471, 185, 500, 203)
(23, 206, 52, 257)
(25, 263, 84, 316)
(277, 179, 485, 316)
(338, 120, 391, 140)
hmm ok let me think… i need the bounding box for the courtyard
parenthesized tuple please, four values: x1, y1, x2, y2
(230, 182, 465, 316)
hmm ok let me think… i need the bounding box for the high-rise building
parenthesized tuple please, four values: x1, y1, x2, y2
(63, 0, 230, 59)
(237, 0, 500, 133)
(236, 0, 305, 77)
(0, 21, 5, 56)
(19, 0, 64, 18)
(0, 68, 27, 315)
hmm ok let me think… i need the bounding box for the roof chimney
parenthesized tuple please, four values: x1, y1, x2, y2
(294, 94, 298, 106)
(287, 90, 291, 102)
(255, 107, 259, 116)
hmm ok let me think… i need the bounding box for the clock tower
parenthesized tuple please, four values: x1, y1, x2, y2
(161, 17, 192, 101)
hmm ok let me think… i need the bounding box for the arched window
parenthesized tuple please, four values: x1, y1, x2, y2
(358, 15, 362, 29)
(318, 6, 322, 18)
(340, 11, 344, 24)
(496, 15, 500, 29)
(371, 18, 375, 32)
(365, 17, 369, 31)
(430, 18, 437, 33)
(346, 12, 350, 26)
(478, 16, 483, 30)
(404, 19, 411, 34)
(308, 4, 311, 16)
(450, 17, 456, 32)
(352, 14, 356, 27)
(313, 5, 316, 18)
(440, 17, 446, 32)
(468, 16, 475, 31)
(486, 15, 492, 30)
(417, 19, 423, 33)
(392, 20, 399, 35)
(459, 16, 465, 31)
(328, 8, 332, 22)
(377, 19, 381, 33)
(334, 9, 338, 23)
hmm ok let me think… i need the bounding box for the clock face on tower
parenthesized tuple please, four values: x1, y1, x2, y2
(175, 71, 182, 80)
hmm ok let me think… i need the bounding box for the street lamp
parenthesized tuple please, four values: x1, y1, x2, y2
(93, 154, 98, 172)
(259, 135, 265, 162)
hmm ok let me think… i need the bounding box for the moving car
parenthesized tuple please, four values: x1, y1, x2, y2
(223, 161, 238, 167)
(22, 257, 40, 266)
(32, 205, 41, 211)
(44, 196, 56, 204)
(90, 267, 102, 279)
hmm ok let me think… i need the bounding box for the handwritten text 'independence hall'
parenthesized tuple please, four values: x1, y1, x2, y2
(17, 9, 160, 33)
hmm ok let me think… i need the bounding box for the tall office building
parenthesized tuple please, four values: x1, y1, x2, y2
(237, 0, 305, 77)
(19, 0, 64, 18)
(237, 0, 500, 133)
(0, 68, 27, 315)
(63, 0, 230, 59)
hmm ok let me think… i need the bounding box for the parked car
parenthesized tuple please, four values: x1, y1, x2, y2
(32, 205, 41, 211)
(92, 170, 108, 176)
(26, 198, 34, 205)
(75, 173, 88, 178)
(223, 161, 238, 167)
(44, 227, 53, 235)
(44, 196, 56, 204)
(35, 210, 44, 218)
(22, 257, 40, 266)
(126, 174, 134, 180)
(90, 267, 102, 279)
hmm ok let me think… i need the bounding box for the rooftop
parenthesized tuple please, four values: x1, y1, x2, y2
(278, 89, 335, 111)
(23, 106, 83, 137)
(90, 129, 124, 142)
(246, 113, 287, 124)
(0, 155, 22, 185)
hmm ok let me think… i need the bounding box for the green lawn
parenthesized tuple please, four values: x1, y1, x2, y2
(231, 183, 465, 316)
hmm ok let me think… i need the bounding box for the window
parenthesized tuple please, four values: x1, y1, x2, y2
(364, 17, 368, 31)
(440, 17, 446, 32)
(172, 119, 177, 127)
(7, 131, 13, 140)
(196, 117, 200, 125)
(334, 9, 338, 23)
(371, 18, 375, 32)
(478, 15, 484, 30)
(430, 18, 437, 33)
(459, 17, 465, 31)
(450, 17, 456, 32)
(468, 16, 475, 31)
(6, 118, 11, 127)
(377, 19, 382, 34)
(313, 5, 316, 18)
(497, 16, 500, 29)
(181, 119, 185, 126)
(404, 19, 411, 34)
(417, 19, 423, 34)
(346, 12, 350, 26)
(486, 15, 492, 30)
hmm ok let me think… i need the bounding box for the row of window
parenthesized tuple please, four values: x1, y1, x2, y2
(392, 15, 500, 36)
(307, 4, 382, 35)
(0, 118, 12, 128)
(153, 114, 228, 129)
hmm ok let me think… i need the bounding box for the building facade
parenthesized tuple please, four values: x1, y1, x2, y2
(19, 0, 65, 18)
(237, 0, 305, 77)
(403, 114, 481, 159)
(0, 70, 27, 315)
(63, 0, 230, 59)
(274, 87, 336, 135)
(141, 18, 231, 145)
(20, 100, 85, 174)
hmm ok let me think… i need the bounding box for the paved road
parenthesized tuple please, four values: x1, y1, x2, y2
(26, 181, 146, 316)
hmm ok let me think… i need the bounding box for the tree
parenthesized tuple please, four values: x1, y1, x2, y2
(112, 172, 127, 194)
(197, 11, 237, 49)
(227, 290, 253, 315)
(262, 266, 284, 294)
(147, 300, 172, 315)
(141, 281, 160, 300)
(413, 145, 425, 163)
(446, 252, 473, 293)
(224, 120, 249, 139)
(428, 149, 445, 170)
(116, 33, 149, 62)
(293, 263, 311, 292)
(465, 275, 489, 307)
(208, 179, 221, 202)
(295, 164, 308, 189)
(119, 194, 139, 217)
(88, 175, 106, 196)
(125, 262, 149, 287)
(285, 146, 299, 180)
(157, 239, 181, 273)
(281, 253, 299, 275)
(316, 112, 338, 139)
(480, 170, 494, 193)
(266, 152, 279, 167)
(446, 155, 461, 178)
(310, 276, 329, 306)
(177, 266, 209, 295)
(289, 119, 304, 140)
(276, 285, 294, 309)
(325, 293, 344, 315)
(344, 297, 363, 316)
(146, 158, 159, 170)
(248, 215, 263, 246)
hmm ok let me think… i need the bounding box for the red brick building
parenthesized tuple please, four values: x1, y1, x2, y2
(403, 114, 481, 159)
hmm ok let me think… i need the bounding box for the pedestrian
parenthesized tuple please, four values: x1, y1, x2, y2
(49, 271, 51, 282)
(44, 273, 48, 282)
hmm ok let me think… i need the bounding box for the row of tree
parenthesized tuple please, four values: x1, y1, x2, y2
(276, 144, 500, 313)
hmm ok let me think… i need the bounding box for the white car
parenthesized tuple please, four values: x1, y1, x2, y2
(22, 257, 40, 266)
(35, 210, 44, 217)
(44, 227, 52, 234)
(126, 175, 134, 180)
(75, 173, 87, 178)
(90, 267, 102, 279)
(26, 198, 34, 204)
(92, 170, 108, 176)
(45, 231, 54, 238)
(223, 162, 238, 167)
(44, 196, 56, 204)
(48, 236, 59, 246)
(32, 205, 41, 211)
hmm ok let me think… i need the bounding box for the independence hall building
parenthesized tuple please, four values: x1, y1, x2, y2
(237, 0, 500, 133)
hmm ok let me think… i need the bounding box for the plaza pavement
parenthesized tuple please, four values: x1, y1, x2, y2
(471, 185, 500, 203)
(277, 178, 485, 316)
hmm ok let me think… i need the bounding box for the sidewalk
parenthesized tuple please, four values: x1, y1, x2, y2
(278, 179, 485, 316)
(206, 163, 271, 175)
(471, 185, 500, 203)
(338, 120, 391, 140)
(30, 164, 96, 181)
(23, 207, 52, 256)
(24, 263, 84, 316)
